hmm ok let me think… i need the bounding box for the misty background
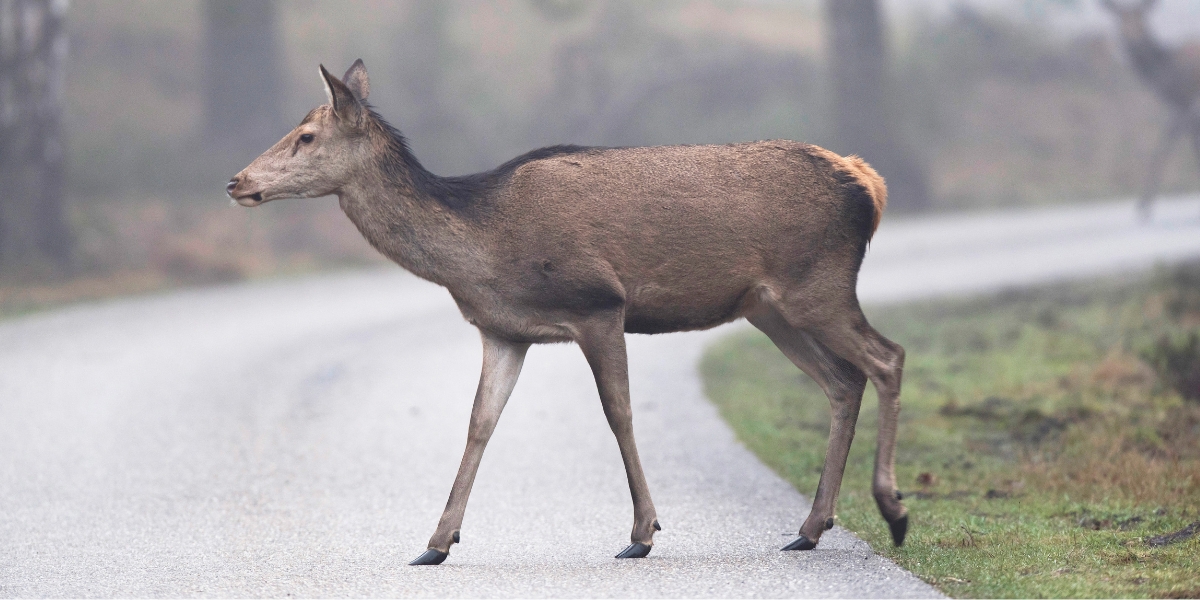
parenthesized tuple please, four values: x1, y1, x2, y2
(2, 0, 1200, 308)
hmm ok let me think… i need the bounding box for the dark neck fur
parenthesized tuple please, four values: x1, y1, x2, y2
(367, 105, 596, 212)
(365, 107, 497, 216)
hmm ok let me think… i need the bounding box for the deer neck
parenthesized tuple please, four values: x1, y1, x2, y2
(336, 137, 488, 289)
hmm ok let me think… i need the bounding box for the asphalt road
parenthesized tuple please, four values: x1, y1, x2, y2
(2, 195, 1198, 597)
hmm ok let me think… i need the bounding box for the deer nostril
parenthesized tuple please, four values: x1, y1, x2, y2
(225, 179, 239, 197)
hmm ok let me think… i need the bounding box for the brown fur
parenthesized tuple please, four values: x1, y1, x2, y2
(227, 60, 908, 561)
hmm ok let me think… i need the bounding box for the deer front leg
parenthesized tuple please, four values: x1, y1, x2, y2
(576, 315, 660, 559)
(409, 330, 529, 566)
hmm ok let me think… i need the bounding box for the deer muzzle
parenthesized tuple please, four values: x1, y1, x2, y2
(226, 177, 265, 207)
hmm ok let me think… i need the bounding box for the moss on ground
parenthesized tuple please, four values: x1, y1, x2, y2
(702, 263, 1200, 598)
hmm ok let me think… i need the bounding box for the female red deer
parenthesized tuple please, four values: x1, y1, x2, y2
(1101, 0, 1200, 217)
(227, 60, 907, 566)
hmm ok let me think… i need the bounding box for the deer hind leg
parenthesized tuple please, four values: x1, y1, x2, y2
(1189, 109, 1200, 193)
(802, 312, 908, 547)
(1191, 127, 1200, 180)
(748, 309, 868, 551)
(409, 330, 529, 566)
(575, 313, 660, 559)
(1141, 110, 1187, 220)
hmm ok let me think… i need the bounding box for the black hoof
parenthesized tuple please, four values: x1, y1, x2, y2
(782, 534, 817, 551)
(615, 542, 652, 559)
(888, 514, 909, 547)
(409, 548, 449, 566)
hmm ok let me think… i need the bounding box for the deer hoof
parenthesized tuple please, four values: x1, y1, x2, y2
(408, 548, 449, 566)
(615, 542, 652, 559)
(781, 535, 817, 551)
(887, 514, 909, 547)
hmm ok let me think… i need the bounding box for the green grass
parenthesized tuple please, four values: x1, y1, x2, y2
(701, 264, 1200, 598)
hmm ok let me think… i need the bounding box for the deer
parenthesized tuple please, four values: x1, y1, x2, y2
(1101, 0, 1200, 218)
(226, 60, 908, 566)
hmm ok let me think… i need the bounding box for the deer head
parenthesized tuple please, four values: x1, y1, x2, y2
(1099, 0, 1159, 46)
(226, 60, 373, 207)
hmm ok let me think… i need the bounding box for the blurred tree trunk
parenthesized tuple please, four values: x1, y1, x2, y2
(0, 0, 72, 272)
(825, 0, 929, 211)
(203, 0, 282, 157)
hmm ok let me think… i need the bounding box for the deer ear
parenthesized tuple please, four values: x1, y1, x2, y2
(319, 64, 364, 126)
(342, 59, 370, 102)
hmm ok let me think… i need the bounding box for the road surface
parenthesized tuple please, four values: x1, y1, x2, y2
(2, 196, 1198, 597)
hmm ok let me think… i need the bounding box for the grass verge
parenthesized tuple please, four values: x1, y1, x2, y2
(701, 263, 1200, 598)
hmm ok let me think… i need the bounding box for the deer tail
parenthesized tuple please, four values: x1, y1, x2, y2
(842, 155, 888, 239)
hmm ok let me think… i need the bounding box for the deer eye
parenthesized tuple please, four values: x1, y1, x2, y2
(299, 133, 315, 144)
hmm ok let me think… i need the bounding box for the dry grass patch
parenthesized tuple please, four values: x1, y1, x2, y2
(1, 193, 383, 320)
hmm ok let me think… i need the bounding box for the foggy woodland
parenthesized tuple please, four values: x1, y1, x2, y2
(2, 0, 1200, 299)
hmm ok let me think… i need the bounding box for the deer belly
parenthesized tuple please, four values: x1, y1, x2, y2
(623, 282, 750, 334)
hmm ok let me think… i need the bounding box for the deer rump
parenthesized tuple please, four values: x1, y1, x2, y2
(428, 142, 884, 342)
(228, 60, 907, 566)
